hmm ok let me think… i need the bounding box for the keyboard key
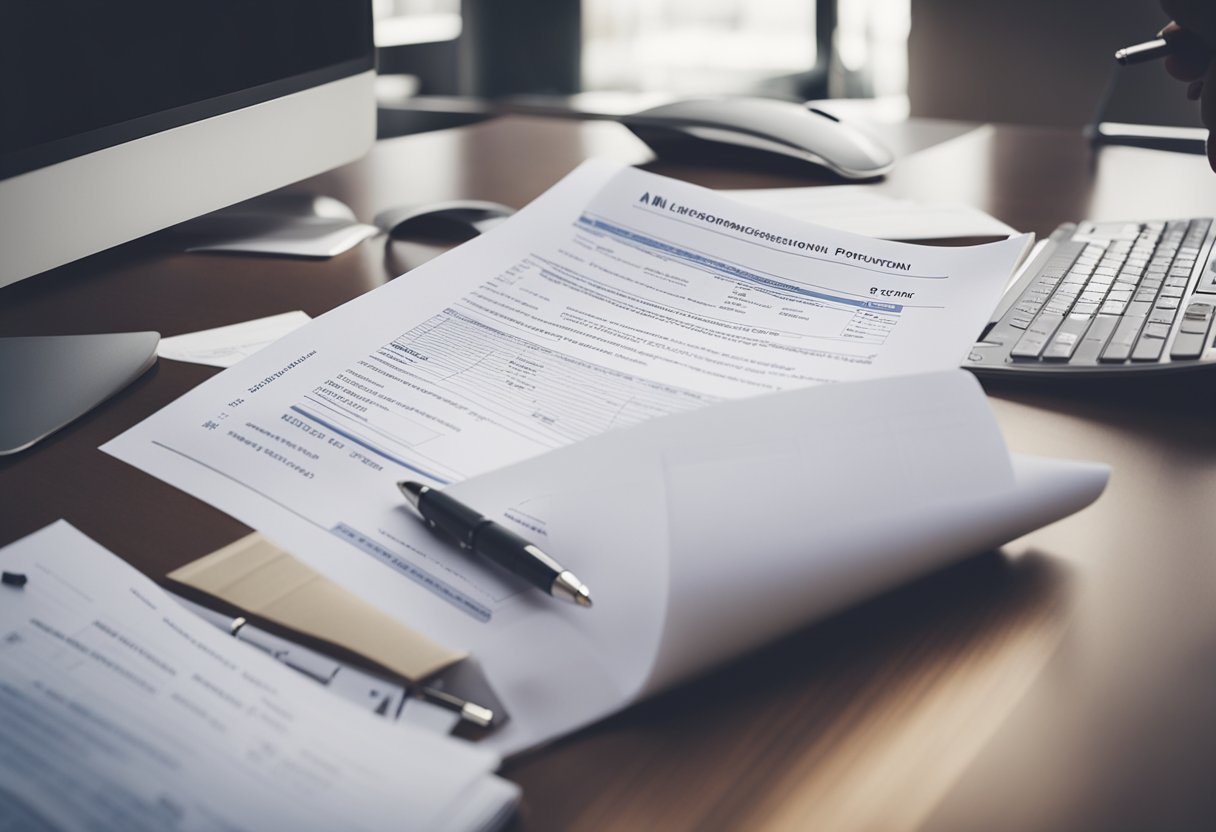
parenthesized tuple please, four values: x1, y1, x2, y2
(1101, 316, 1146, 361)
(1180, 301, 1215, 333)
(1170, 301, 1215, 360)
(1170, 331, 1209, 360)
(1011, 313, 1064, 359)
(1149, 305, 1179, 325)
(1131, 333, 1166, 361)
(1042, 315, 1093, 360)
(1070, 315, 1118, 364)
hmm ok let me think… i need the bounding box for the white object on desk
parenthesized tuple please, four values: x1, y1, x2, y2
(0, 521, 516, 831)
(0, 332, 159, 455)
(182, 215, 379, 258)
(721, 185, 1017, 241)
(157, 311, 311, 368)
(104, 158, 1042, 754)
(443, 369, 1108, 752)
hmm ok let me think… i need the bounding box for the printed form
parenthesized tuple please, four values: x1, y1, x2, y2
(0, 522, 508, 830)
(105, 160, 1033, 748)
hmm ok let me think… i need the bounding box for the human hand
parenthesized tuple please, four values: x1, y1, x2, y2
(1161, 0, 1216, 169)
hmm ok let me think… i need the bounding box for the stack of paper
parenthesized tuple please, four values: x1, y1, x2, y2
(0, 522, 517, 831)
(102, 159, 1104, 759)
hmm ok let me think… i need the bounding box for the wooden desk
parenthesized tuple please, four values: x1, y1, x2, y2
(2, 117, 1215, 831)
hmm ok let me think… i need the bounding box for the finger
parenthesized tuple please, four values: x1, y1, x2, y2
(1162, 25, 1211, 79)
(1162, 0, 1216, 47)
(1166, 53, 1208, 80)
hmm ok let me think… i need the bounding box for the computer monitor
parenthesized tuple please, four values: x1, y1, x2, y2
(0, 1, 376, 454)
(0, 0, 375, 285)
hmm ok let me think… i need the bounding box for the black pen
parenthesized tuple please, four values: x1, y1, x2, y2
(397, 481, 593, 607)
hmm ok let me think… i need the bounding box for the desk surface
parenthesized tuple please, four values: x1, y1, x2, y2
(2, 116, 1215, 832)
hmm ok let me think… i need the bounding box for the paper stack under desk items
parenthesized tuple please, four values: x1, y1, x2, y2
(101, 160, 1087, 756)
(0, 521, 519, 832)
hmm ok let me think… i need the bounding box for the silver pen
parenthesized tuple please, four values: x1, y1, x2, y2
(397, 481, 593, 607)
(1115, 37, 1176, 65)
(167, 591, 499, 727)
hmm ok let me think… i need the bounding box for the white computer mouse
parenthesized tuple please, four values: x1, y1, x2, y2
(620, 97, 895, 180)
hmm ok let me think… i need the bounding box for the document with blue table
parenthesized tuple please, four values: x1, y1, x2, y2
(105, 159, 1108, 755)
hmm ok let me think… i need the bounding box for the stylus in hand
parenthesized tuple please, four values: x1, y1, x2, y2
(397, 481, 593, 608)
(1114, 29, 1211, 66)
(1115, 37, 1176, 65)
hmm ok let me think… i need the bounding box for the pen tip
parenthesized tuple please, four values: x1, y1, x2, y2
(397, 480, 425, 508)
(553, 570, 593, 608)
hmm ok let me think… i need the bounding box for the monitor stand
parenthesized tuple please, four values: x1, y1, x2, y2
(0, 332, 160, 455)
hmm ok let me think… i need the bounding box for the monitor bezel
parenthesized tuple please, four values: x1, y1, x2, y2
(0, 68, 376, 288)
